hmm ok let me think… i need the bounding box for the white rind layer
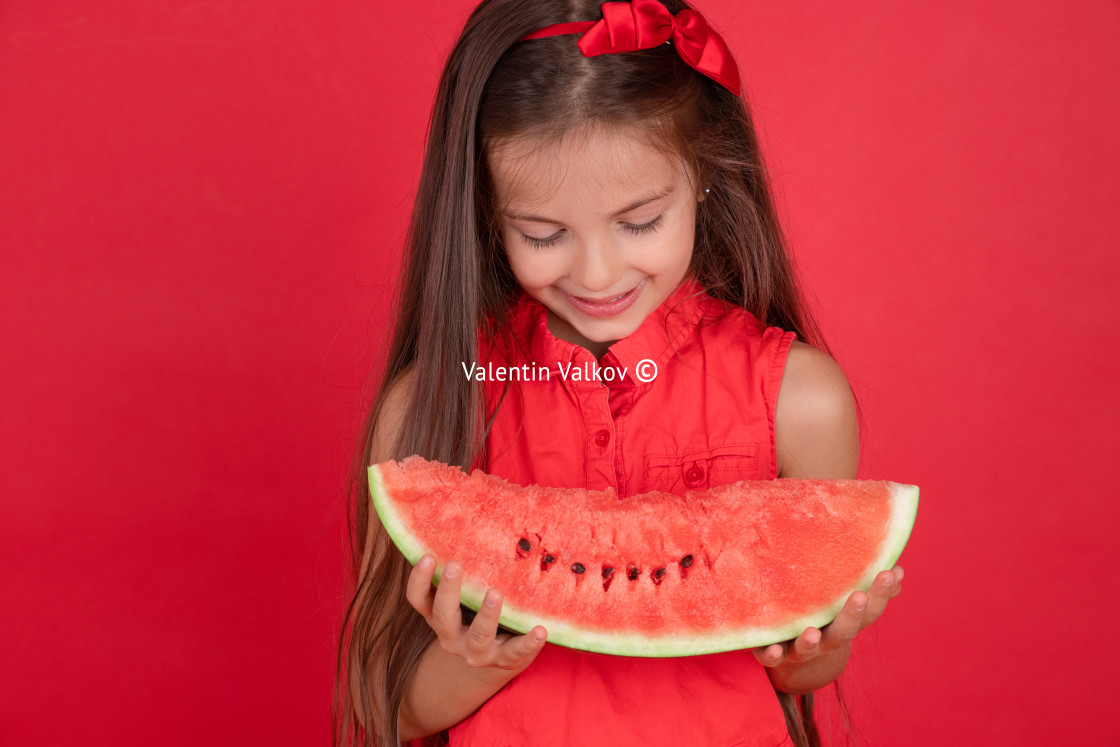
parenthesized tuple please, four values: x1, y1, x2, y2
(369, 465, 918, 658)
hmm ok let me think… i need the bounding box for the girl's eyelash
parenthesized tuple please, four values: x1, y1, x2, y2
(624, 214, 664, 236)
(522, 215, 664, 249)
(523, 233, 562, 249)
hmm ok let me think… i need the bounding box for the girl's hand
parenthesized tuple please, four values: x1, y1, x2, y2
(406, 554, 549, 672)
(753, 566, 904, 669)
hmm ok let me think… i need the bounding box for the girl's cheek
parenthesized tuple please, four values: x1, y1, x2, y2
(508, 243, 560, 273)
(506, 251, 554, 290)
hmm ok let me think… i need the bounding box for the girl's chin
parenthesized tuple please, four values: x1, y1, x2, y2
(545, 308, 634, 349)
(565, 317, 640, 349)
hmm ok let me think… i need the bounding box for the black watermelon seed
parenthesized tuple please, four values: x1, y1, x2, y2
(544, 554, 555, 563)
(572, 563, 585, 574)
(653, 568, 666, 581)
(680, 554, 693, 568)
(601, 565, 615, 592)
(627, 566, 640, 581)
(518, 539, 531, 551)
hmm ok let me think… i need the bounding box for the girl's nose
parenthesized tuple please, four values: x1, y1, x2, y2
(569, 236, 622, 293)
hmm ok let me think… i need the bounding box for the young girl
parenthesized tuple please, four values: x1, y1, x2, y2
(335, 1, 904, 745)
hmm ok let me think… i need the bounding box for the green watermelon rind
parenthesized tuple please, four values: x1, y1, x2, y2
(368, 464, 918, 658)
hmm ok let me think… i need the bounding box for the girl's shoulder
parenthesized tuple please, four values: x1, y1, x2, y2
(687, 292, 792, 356)
(774, 341, 858, 479)
(369, 365, 417, 465)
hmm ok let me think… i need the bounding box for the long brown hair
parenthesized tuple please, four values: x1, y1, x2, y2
(333, 1, 860, 745)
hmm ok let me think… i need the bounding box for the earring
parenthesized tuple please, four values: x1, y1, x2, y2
(705, 188, 710, 194)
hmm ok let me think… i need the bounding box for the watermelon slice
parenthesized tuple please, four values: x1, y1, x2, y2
(369, 457, 917, 657)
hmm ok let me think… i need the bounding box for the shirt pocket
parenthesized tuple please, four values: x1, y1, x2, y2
(643, 443, 761, 492)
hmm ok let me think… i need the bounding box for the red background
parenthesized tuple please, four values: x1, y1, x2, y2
(2, 1, 1117, 744)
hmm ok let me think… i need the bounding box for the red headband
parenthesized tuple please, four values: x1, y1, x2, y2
(520, 0, 742, 96)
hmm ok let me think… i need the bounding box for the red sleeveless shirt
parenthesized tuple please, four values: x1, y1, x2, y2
(448, 277, 797, 746)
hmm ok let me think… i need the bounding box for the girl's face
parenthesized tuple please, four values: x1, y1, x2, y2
(490, 126, 704, 358)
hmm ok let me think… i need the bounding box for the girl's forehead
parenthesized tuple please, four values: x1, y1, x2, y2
(488, 127, 688, 208)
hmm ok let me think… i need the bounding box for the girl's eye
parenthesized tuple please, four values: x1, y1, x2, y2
(522, 231, 562, 249)
(519, 215, 664, 250)
(623, 215, 664, 236)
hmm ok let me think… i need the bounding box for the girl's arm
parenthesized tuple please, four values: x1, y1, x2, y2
(356, 368, 545, 740)
(761, 341, 903, 696)
(774, 341, 858, 481)
(395, 626, 528, 739)
(359, 512, 528, 740)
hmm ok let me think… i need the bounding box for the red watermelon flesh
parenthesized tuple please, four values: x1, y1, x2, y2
(369, 456, 918, 657)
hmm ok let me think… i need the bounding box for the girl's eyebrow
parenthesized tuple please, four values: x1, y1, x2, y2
(503, 186, 675, 223)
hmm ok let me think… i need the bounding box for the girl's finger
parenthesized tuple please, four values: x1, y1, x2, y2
(405, 554, 437, 619)
(463, 589, 504, 663)
(430, 561, 467, 637)
(755, 643, 785, 667)
(496, 626, 548, 670)
(864, 570, 898, 622)
(791, 628, 821, 661)
(822, 591, 867, 648)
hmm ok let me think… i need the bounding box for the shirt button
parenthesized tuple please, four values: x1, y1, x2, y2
(594, 430, 611, 447)
(684, 464, 706, 487)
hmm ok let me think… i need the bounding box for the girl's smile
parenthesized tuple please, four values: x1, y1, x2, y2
(489, 126, 705, 358)
(558, 278, 646, 318)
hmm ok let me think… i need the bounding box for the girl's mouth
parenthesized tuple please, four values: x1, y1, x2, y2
(560, 280, 646, 318)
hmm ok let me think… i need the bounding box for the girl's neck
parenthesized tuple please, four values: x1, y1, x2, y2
(544, 310, 613, 360)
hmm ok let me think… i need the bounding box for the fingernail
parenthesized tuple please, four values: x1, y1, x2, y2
(883, 575, 894, 587)
(419, 556, 432, 570)
(485, 592, 498, 607)
(534, 631, 546, 642)
(444, 564, 458, 579)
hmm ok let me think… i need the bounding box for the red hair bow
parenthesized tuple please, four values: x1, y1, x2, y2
(520, 0, 742, 96)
